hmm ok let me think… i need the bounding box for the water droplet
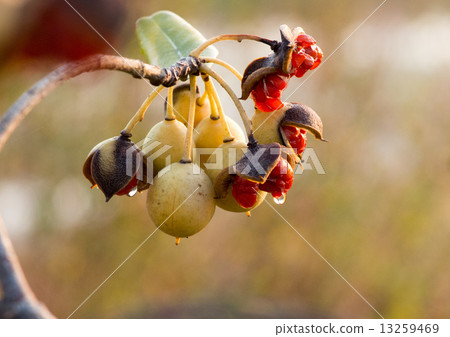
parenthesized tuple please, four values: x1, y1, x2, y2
(273, 193, 286, 205)
(127, 186, 138, 197)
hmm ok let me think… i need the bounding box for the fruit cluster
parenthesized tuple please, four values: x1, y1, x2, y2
(82, 23, 325, 244)
(250, 32, 323, 112)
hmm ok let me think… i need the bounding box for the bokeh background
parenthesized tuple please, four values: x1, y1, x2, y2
(0, 0, 449, 318)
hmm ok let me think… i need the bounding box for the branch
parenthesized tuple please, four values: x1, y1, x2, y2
(0, 216, 55, 318)
(0, 54, 202, 152)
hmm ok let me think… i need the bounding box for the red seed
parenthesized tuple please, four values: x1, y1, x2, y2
(316, 45, 323, 58)
(263, 98, 284, 111)
(254, 98, 283, 112)
(115, 175, 138, 196)
(251, 82, 267, 102)
(301, 54, 315, 69)
(310, 58, 322, 70)
(294, 67, 308, 78)
(232, 176, 259, 209)
(282, 125, 307, 155)
(259, 158, 294, 198)
(265, 81, 282, 99)
(304, 46, 317, 59)
(291, 51, 306, 70)
(295, 33, 316, 47)
(266, 73, 289, 91)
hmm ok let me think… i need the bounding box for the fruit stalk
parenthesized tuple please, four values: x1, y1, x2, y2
(199, 64, 252, 137)
(190, 34, 277, 58)
(202, 75, 219, 120)
(201, 73, 234, 142)
(180, 75, 197, 163)
(123, 85, 165, 134)
(166, 86, 176, 120)
(197, 90, 208, 106)
(200, 57, 243, 81)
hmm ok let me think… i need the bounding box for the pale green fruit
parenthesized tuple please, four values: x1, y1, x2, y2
(251, 107, 285, 145)
(205, 140, 267, 213)
(147, 162, 215, 238)
(194, 116, 246, 168)
(142, 119, 188, 176)
(171, 84, 210, 127)
(205, 140, 247, 182)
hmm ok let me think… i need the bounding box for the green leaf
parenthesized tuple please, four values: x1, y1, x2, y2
(136, 11, 218, 68)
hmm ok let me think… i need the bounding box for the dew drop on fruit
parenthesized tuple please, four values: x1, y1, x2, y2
(127, 186, 138, 197)
(273, 193, 286, 205)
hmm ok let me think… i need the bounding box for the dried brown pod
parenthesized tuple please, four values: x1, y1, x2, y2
(241, 25, 296, 100)
(170, 84, 210, 127)
(233, 135, 282, 183)
(83, 132, 147, 201)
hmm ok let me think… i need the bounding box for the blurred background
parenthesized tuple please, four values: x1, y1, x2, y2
(0, 0, 449, 318)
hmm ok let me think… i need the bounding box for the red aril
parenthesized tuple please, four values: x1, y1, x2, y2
(282, 125, 307, 155)
(232, 176, 259, 209)
(259, 158, 294, 198)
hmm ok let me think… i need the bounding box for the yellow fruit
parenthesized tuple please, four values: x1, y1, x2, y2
(147, 162, 215, 238)
(205, 140, 266, 212)
(171, 84, 210, 127)
(251, 107, 285, 145)
(204, 140, 246, 182)
(142, 119, 188, 176)
(194, 116, 246, 168)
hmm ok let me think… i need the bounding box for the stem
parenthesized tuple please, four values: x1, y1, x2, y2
(123, 85, 165, 134)
(200, 57, 243, 81)
(0, 217, 54, 318)
(190, 34, 277, 58)
(180, 75, 197, 163)
(196, 90, 208, 107)
(202, 74, 219, 119)
(0, 54, 187, 153)
(205, 82, 219, 119)
(201, 74, 234, 142)
(165, 86, 176, 120)
(199, 64, 252, 137)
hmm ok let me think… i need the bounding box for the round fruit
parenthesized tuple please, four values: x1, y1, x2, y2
(194, 116, 246, 149)
(205, 140, 248, 183)
(205, 140, 267, 212)
(251, 107, 286, 145)
(171, 84, 210, 127)
(194, 116, 246, 167)
(147, 162, 215, 238)
(142, 119, 188, 176)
